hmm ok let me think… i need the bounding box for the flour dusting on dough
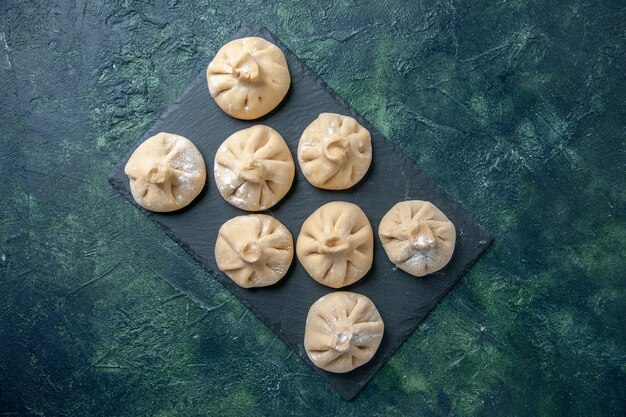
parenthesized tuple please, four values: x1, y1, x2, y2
(124, 132, 206, 212)
(170, 138, 204, 192)
(213, 126, 294, 211)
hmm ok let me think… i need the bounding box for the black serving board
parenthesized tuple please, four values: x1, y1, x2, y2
(108, 26, 492, 400)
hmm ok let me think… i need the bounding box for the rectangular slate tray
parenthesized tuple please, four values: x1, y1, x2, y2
(108, 26, 492, 400)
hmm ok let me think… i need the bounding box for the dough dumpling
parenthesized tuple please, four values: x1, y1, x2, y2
(298, 113, 372, 190)
(124, 132, 206, 212)
(304, 291, 384, 373)
(296, 202, 373, 288)
(206, 37, 291, 120)
(215, 214, 293, 288)
(378, 200, 456, 276)
(214, 125, 295, 211)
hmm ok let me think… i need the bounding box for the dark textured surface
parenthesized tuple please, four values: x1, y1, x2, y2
(108, 26, 491, 400)
(1, 0, 625, 415)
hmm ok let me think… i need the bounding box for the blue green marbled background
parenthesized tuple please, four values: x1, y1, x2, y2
(1, 0, 624, 416)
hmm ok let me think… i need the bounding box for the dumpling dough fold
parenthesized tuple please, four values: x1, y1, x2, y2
(124, 132, 206, 212)
(304, 291, 384, 373)
(214, 125, 295, 211)
(296, 202, 373, 288)
(207, 37, 291, 120)
(378, 200, 456, 276)
(215, 214, 293, 288)
(298, 113, 372, 190)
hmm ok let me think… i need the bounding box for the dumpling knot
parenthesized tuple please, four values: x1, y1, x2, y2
(332, 328, 354, 353)
(237, 158, 265, 183)
(322, 134, 350, 163)
(408, 222, 437, 251)
(147, 162, 171, 186)
(234, 52, 260, 82)
(320, 233, 350, 255)
(240, 241, 262, 264)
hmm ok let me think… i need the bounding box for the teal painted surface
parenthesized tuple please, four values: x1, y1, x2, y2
(0, 0, 624, 416)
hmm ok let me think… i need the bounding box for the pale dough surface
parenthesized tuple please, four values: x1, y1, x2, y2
(304, 291, 384, 373)
(378, 200, 456, 277)
(206, 36, 290, 120)
(296, 202, 373, 288)
(298, 113, 372, 190)
(215, 214, 293, 288)
(124, 132, 206, 212)
(214, 125, 295, 211)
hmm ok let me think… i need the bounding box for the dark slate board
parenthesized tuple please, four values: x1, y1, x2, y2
(108, 26, 492, 400)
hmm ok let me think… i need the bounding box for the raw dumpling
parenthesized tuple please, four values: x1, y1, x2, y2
(124, 132, 206, 212)
(304, 291, 384, 373)
(215, 214, 293, 288)
(206, 37, 291, 120)
(214, 125, 295, 211)
(296, 202, 373, 288)
(378, 200, 456, 276)
(298, 113, 372, 190)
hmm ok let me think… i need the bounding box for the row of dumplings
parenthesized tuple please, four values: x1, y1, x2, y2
(124, 112, 371, 213)
(215, 114, 372, 213)
(216, 200, 456, 289)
